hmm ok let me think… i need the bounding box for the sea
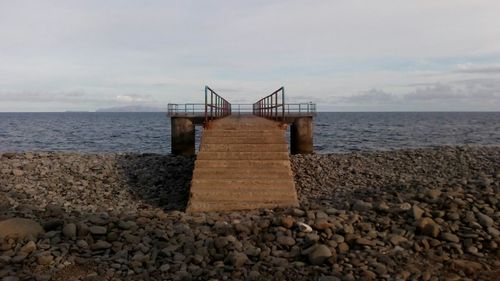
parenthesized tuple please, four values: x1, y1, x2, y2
(0, 112, 499, 154)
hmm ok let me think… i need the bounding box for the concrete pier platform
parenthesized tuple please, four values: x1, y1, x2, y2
(186, 115, 299, 212)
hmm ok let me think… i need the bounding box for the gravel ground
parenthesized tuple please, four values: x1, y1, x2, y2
(0, 146, 499, 280)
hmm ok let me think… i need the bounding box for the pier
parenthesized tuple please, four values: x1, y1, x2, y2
(167, 86, 316, 212)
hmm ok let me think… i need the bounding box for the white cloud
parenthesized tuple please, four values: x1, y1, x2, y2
(0, 1, 499, 111)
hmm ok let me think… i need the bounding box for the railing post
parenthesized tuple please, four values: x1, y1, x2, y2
(205, 87, 208, 123)
(282, 88, 285, 122)
(210, 91, 213, 121)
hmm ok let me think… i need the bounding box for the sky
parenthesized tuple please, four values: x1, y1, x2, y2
(0, 0, 499, 112)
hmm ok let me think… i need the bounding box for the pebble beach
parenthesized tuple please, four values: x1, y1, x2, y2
(0, 146, 499, 280)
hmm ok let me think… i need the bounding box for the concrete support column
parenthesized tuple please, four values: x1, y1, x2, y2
(171, 117, 195, 156)
(290, 117, 313, 154)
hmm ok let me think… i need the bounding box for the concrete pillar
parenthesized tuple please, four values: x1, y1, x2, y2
(290, 117, 313, 154)
(171, 117, 195, 156)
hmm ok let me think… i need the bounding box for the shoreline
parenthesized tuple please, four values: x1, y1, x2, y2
(1, 146, 499, 280)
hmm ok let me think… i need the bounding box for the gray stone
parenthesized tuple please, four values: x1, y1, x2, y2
(487, 227, 500, 237)
(20, 241, 37, 254)
(159, 264, 170, 272)
(92, 240, 111, 250)
(76, 240, 89, 249)
(118, 221, 137, 230)
(2, 277, 20, 281)
(355, 237, 376, 247)
(441, 232, 460, 243)
(12, 169, 24, 177)
(89, 226, 107, 235)
(426, 189, 442, 200)
(416, 217, 440, 238)
(306, 244, 333, 265)
(412, 205, 424, 220)
(62, 223, 77, 239)
(37, 254, 53, 265)
(352, 200, 373, 212)
(297, 222, 313, 233)
(476, 212, 494, 227)
(277, 236, 296, 246)
(374, 201, 390, 212)
(227, 252, 248, 268)
(389, 235, 407, 246)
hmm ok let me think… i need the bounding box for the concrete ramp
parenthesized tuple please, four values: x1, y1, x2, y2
(186, 115, 299, 212)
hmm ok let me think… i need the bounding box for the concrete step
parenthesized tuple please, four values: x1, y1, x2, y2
(197, 152, 289, 160)
(186, 115, 299, 213)
(190, 190, 298, 202)
(203, 130, 283, 138)
(193, 169, 292, 179)
(210, 125, 282, 130)
(199, 143, 288, 152)
(187, 200, 299, 212)
(190, 179, 295, 190)
(195, 160, 291, 169)
(201, 136, 285, 144)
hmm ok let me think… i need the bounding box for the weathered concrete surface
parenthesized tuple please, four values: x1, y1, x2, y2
(171, 117, 195, 156)
(187, 115, 299, 212)
(290, 117, 313, 154)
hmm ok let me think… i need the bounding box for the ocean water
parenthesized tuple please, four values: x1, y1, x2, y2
(0, 112, 499, 154)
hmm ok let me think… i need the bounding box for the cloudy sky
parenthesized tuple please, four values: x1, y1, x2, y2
(1, 0, 499, 112)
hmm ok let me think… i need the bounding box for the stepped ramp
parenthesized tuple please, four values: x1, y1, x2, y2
(186, 115, 299, 212)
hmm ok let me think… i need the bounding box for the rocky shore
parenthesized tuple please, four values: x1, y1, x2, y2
(0, 146, 498, 280)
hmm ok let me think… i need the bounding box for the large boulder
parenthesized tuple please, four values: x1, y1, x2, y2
(0, 218, 44, 239)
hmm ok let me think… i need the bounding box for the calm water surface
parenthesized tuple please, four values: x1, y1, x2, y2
(0, 112, 499, 154)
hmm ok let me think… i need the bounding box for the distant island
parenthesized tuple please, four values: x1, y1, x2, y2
(95, 105, 164, 112)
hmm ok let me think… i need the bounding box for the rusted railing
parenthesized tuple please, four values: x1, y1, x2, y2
(205, 86, 231, 123)
(253, 87, 285, 121)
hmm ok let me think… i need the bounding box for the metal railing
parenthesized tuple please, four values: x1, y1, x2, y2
(205, 86, 231, 123)
(284, 103, 317, 116)
(167, 103, 205, 117)
(253, 87, 285, 121)
(167, 86, 316, 121)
